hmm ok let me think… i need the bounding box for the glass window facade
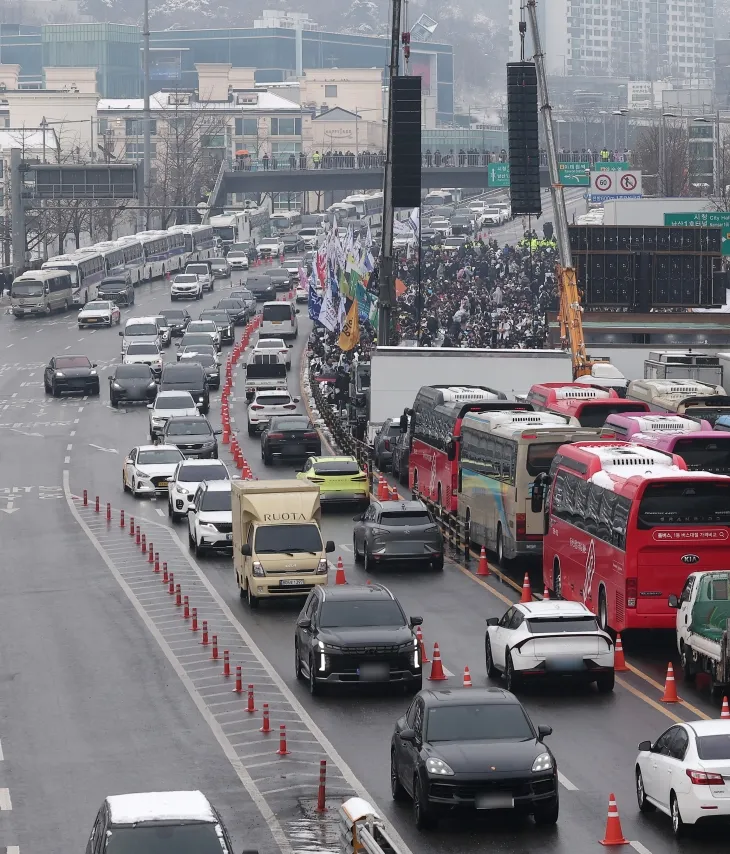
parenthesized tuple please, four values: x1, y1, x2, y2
(270, 117, 302, 136)
(234, 118, 258, 135)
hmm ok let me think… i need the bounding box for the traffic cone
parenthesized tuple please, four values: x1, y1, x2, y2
(377, 475, 388, 500)
(463, 666, 472, 687)
(520, 572, 532, 603)
(660, 662, 681, 703)
(428, 643, 447, 681)
(721, 696, 730, 719)
(614, 633, 628, 672)
(477, 546, 489, 577)
(416, 626, 430, 662)
(335, 556, 346, 585)
(542, 586, 550, 600)
(389, 484, 399, 500)
(599, 793, 628, 846)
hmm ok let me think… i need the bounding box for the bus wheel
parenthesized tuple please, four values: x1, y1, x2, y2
(496, 526, 510, 566)
(436, 484, 442, 507)
(553, 559, 562, 598)
(464, 511, 471, 552)
(597, 588, 609, 632)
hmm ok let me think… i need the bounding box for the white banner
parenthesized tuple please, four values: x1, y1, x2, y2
(318, 284, 338, 332)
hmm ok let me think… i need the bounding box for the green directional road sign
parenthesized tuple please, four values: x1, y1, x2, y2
(488, 162, 510, 187)
(558, 162, 590, 185)
(664, 212, 730, 255)
(595, 161, 631, 171)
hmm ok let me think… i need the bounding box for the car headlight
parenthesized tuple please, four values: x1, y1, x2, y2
(252, 560, 265, 577)
(317, 640, 341, 653)
(90, 370, 97, 376)
(55, 371, 65, 377)
(426, 758, 455, 776)
(112, 382, 122, 390)
(175, 486, 189, 495)
(198, 396, 204, 403)
(532, 752, 553, 773)
(317, 557, 328, 573)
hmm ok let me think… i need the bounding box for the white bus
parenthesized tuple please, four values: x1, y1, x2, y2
(211, 211, 248, 249)
(135, 232, 171, 279)
(42, 251, 104, 305)
(626, 378, 730, 426)
(11, 269, 73, 317)
(93, 243, 140, 284)
(342, 192, 384, 227)
(457, 410, 601, 563)
(270, 210, 302, 233)
(167, 224, 215, 263)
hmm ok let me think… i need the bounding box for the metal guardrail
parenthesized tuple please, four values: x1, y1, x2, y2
(339, 798, 399, 854)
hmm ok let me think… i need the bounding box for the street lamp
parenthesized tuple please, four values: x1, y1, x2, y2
(659, 112, 679, 197)
(612, 109, 629, 153)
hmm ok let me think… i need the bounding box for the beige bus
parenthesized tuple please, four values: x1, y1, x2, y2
(627, 378, 730, 426)
(11, 270, 73, 317)
(457, 409, 602, 564)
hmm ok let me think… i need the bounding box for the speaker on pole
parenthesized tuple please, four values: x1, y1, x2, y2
(391, 75, 422, 208)
(507, 62, 541, 216)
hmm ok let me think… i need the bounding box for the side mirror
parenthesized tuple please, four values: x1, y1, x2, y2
(296, 617, 311, 629)
(530, 488, 544, 515)
(399, 728, 417, 744)
(240, 543, 252, 556)
(668, 594, 680, 609)
(214, 429, 222, 435)
(288, 344, 293, 349)
(446, 439, 456, 462)
(118, 330, 123, 336)
(486, 617, 499, 627)
(537, 725, 552, 740)
(92, 362, 97, 368)
(195, 403, 202, 410)
(409, 616, 423, 627)
(293, 397, 300, 403)
(146, 403, 154, 409)
(325, 540, 335, 553)
(638, 740, 652, 752)
(399, 414, 409, 433)
(353, 513, 364, 522)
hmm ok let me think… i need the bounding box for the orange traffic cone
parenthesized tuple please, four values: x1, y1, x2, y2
(416, 626, 430, 662)
(721, 696, 730, 719)
(390, 484, 399, 500)
(660, 662, 681, 703)
(542, 586, 550, 600)
(377, 475, 388, 500)
(599, 793, 628, 846)
(520, 572, 532, 603)
(335, 556, 346, 585)
(614, 633, 628, 672)
(428, 643, 447, 681)
(477, 546, 489, 577)
(463, 666, 472, 687)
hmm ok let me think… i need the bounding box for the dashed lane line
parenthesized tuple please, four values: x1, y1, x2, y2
(0, 788, 12, 810)
(630, 842, 653, 854)
(557, 771, 578, 791)
(63, 471, 415, 854)
(0, 739, 3, 760)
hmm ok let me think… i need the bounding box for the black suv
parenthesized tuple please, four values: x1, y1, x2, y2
(159, 363, 210, 414)
(158, 308, 191, 337)
(294, 584, 423, 695)
(98, 277, 135, 306)
(391, 430, 411, 486)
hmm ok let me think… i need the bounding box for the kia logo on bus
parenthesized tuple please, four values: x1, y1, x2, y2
(681, 554, 700, 564)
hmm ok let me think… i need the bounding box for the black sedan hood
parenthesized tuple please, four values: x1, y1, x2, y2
(319, 625, 413, 647)
(58, 367, 94, 378)
(425, 739, 542, 774)
(115, 378, 154, 389)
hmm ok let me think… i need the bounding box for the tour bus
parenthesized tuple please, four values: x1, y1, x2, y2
(42, 251, 104, 305)
(534, 441, 730, 632)
(457, 410, 600, 563)
(602, 412, 713, 439)
(406, 384, 530, 511)
(11, 269, 73, 317)
(626, 379, 730, 426)
(526, 382, 649, 427)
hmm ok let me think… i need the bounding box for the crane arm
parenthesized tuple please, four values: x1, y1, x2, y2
(557, 264, 592, 378)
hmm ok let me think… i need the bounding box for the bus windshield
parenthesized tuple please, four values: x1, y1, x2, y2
(45, 264, 78, 284)
(637, 481, 730, 527)
(576, 403, 645, 428)
(214, 226, 235, 241)
(672, 437, 730, 473)
(11, 281, 44, 297)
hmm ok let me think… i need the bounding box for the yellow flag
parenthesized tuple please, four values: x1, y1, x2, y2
(337, 299, 360, 351)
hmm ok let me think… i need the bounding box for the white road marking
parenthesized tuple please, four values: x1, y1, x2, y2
(5, 344, 12, 349)
(70, 430, 76, 437)
(7, 847, 19, 854)
(0, 738, 3, 760)
(0, 788, 12, 810)
(339, 543, 352, 553)
(630, 842, 653, 854)
(78, 406, 84, 413)
(558, 771, 578, 791)
(11, 393, 16, 398)
(64, 456, 71, 464)
(89, 443, 117, 454)
(156, 508, 165, 516)
(73, 418, 79, 424)
(66, 444, 73, 451)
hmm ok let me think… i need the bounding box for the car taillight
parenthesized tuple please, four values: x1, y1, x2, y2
(626, 578, 637, 609)
(516, 513, 526, 540)
(686, 769, 725, 786)
(250, 404, 264, 411)
(384, 439, 391, 450)
(310, 477, 325, 483)
(352, 475, 367, 482)
(303, 432, 319, 439)
(267, 432, 284, 439)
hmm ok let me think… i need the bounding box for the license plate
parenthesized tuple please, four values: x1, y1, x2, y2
(358, 662, 389, 682)
(279, 578, 305, 587)
(272, 321, 282, 325)
(158, 480, 168, 487)
(226, 533, 233, 541)
(475, 793, 514, 810)
(87, 318, 98, 322)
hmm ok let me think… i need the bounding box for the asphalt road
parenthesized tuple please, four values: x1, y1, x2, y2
(0, 254, 726, 854)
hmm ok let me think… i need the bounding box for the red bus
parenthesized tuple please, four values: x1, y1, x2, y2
(406, 385, 531, 511)
(526, 382, 648, 428)
(534, 441, 730, 632)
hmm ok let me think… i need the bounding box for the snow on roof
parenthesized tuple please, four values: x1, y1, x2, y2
(107, 791, 216, 825)
(98, 90, 301, 113)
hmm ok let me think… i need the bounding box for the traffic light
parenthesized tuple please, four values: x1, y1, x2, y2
(507, 62, 541, 216)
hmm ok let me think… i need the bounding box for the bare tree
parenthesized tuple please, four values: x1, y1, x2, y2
(149, 98, 228, 228)
(634, 120, 689, 197)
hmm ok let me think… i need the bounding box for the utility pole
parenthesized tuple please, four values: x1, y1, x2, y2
(10, 148, 25, 277)
(377, 0, 402, 346)
(143, 0, 152, 229)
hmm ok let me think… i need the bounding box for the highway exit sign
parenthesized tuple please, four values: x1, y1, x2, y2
(488, 163, 510, 187)
(664, 212, 730, 256)
(559, 162, 590, 185)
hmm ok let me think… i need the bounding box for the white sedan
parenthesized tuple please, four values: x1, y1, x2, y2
(485, 600, 615, 693)
(227, 250, 249, 270)
(250, 336, 291, 369)
(168, 458, 230, 521)
(122, 445, 184, 496)
(636, 720, 730, 837)
(78, 300, 121, 328)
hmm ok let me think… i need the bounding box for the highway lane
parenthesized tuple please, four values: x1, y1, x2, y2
(3, 265, 728, 854)
(0, 278, 281, 854)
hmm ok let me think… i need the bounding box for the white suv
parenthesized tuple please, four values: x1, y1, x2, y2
(167, 458, 230, 521)
(171, 274, 202, 301)
(247, 389, 299, 436)
(148, 390, 200, 441)
(187, 480, 233, 556)
(257, 238, 284, 259)
(185, 263, 213, 292)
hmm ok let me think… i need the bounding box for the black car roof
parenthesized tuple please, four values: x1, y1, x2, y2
(319, 583, 394, 601)
(420, 687, 517, 706)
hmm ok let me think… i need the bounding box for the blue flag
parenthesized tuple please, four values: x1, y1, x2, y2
(308, 273, 323, 323)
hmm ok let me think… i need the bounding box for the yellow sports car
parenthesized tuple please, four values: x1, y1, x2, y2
(297, 456, 369, 506)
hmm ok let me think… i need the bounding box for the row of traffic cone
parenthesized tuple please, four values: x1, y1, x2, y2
(375, 474, 399, 501)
